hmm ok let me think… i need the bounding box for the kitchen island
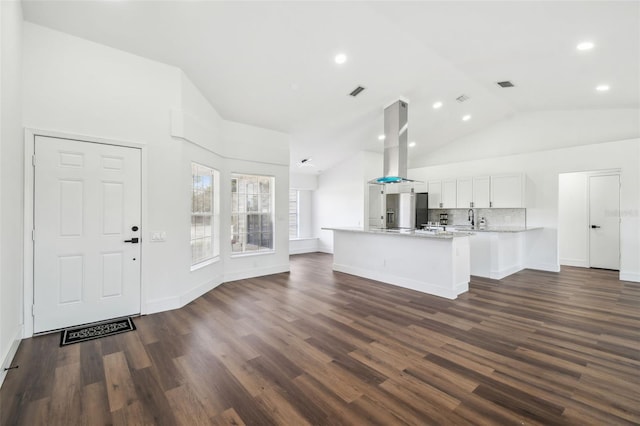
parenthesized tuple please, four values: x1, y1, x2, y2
(447, 225, 543, 279)
(323, 227, 471, 299)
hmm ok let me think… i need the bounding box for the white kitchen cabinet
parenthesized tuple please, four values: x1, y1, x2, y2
(428, 180, 442, 208)
(472, 176, 491, 208)
(457, 176, 490, 208)
(429, 179, 456, 208)
(456, 177, 472, 208)
(491, 173, 524, 208)
(441, 179, 457, 208)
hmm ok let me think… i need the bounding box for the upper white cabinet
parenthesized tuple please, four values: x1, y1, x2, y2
(491, 173, 524, 208)
(428, 180, 442, 208)
(456, 176, 489, 208)
(441, 179, 457, 209)
(472, 176, 491, 208)
(453, 173, 526, 208)
(428, 179, 456, 208)
(456, 178, 472, 208)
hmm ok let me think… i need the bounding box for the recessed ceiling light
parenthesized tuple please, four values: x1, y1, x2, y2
(462, 115, 471, 121)
(432, 101, 443, 109)
(378, 134, 385, 141)
(408, 142, 416, 148)
(334, 53, 347, 65)
(576, 41, 595, 51)
(595, 84, 610, 92)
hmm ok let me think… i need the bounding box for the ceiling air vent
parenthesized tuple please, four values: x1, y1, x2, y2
(497, 81, 515, 88)
(456, 94, 470, 103)
(349, 86, 366, 97)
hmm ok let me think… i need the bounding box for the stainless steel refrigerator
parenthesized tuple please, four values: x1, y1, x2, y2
(385, 193, 416, 229)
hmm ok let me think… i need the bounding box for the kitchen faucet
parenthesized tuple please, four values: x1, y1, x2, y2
(468, 208, 475, 227)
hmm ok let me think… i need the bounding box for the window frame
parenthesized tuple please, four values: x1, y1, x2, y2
(190, 162, 220, 270)
(289, 189, 299, 239)
(230, 173, 276, 256)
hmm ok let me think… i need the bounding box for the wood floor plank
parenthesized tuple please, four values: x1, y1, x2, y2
(1, 253, 639, 425)
(80, 382, 111, 426)
(165, 384, 211, 426)
(48, 362, 82, 425)
(102, 352, 137, 413)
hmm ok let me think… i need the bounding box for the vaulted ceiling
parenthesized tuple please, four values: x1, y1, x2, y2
(22, 1, 640, 173)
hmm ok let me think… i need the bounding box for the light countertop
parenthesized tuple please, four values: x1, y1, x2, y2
(322, 227, 471, 239)
(445, 225, 542, 233)
(323, 226, 543, 238)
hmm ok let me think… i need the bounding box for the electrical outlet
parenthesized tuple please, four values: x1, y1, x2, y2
(151, 231, 166, 242)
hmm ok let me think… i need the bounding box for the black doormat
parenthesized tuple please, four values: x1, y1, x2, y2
(60, 317, 136, 346)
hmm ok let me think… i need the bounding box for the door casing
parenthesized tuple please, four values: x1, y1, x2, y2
(23, 128, 148, 337)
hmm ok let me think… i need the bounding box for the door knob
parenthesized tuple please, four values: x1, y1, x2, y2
(591, 225, 601, 229)
(124, 237, 139, 243)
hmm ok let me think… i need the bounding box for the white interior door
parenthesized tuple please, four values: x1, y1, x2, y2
(34, 136, 141, 333)
(589, 175, 620, 270)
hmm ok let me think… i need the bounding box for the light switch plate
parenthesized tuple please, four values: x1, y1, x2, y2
(150, 231, 166, 242)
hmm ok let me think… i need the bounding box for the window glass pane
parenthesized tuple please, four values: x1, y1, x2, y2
(260, 194, 271, 213)
(261, 214, 273, 233)
(259, 177, 270, 194)
(246, 233, 260, 251)
(231, 193, 239, 213)
(247, 194, 258, 212)
(289, 189, 298, 238)
(231, 173, 274, 254)
(261, 232, 273, 250)
(191, 163, 219, 265)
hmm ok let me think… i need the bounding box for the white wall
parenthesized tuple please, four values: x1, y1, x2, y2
(0, 0, 24, 387)
(559, 172, 589, 267)
(21, 23, 290, 331)
(409, 138, 640, 281)
(314, 151, 382, 252)
(290, 172, 318, 191)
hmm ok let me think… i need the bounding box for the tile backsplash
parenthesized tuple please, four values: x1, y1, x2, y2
(428, 208, 526, 227)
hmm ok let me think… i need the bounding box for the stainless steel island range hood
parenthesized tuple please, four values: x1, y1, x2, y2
(369, 100, 415, 184)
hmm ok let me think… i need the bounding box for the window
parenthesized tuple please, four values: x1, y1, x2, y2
(231, 174, 275, 254)
(191, 163, 219, 267)
(289, 189, 298, 238)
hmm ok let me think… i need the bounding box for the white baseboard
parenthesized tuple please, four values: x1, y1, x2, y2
(1, 324, 24, 389)
(620, 271, 640, 283)
(145, 275, 224, 314)
(180, 275, 223, 306)
(525, 262, 561, 273)
(289, 238, 319, 255)
(490, 264, 525, 280)
(290, 247, 319, 255)
(144, 296, 181, 315)
(317, 246, 333, 254)
(560, 258, 589, 268)
(224, 264, 290, 282)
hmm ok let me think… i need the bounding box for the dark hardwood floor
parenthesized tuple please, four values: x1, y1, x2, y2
(2, 253, 639, 425)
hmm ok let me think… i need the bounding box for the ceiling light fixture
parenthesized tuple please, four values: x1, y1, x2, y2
(432, 101, 443, 109)
(334, 53, 347, 64)
(462, 115, 471, 121)
(409, 142, 416, 148)
(595, 84, 610, 92)
(576, 41, 595, 51)
(378, 134, 385, 141)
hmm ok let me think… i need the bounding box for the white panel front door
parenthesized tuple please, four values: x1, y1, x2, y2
(34, 136, 141, 333)
(589, 175, 620, 270)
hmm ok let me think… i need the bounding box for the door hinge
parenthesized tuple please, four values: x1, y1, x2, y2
(32, 154, 35, 166)
(31, 304, 35, 317)
(32, 229, 35, 241)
